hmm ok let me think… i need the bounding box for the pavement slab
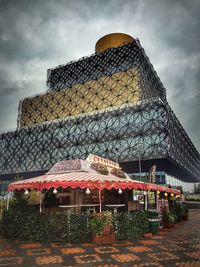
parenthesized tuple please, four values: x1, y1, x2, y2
(0, 209, 199, 266)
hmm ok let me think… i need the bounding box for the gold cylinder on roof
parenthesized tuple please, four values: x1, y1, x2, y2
(95, 33, 134, 53)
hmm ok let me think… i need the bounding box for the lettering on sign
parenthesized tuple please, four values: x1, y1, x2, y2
(86, 154, 120, 170)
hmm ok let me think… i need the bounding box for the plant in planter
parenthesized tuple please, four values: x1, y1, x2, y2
(91, 163, 109, 175)
(172, 203, 189, 222)
(89, 216, 105, 236)
(110, 168, 126, 178)
(90, 211, 115, 244)
(173, 203, 182, 222)
(181, 205, 189, 221)
(162, 211, 175, 228)
(170, 211, 178, 223)
(98, 165, 109, 175)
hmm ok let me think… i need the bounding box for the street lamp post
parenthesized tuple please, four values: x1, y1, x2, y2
(138, 153, 142, 181)
(114, 148, 119, 163)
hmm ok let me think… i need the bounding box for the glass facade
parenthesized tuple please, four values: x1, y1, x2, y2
(0, 180, 11, 196)
(0, 100, 168, 174)
(128, 171, 166, 184)
(0, 35, 199, 196)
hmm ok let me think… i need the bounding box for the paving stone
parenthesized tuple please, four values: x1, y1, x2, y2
(0, 209, 199, 266)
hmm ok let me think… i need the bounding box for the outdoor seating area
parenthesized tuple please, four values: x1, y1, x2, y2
(6, 154, 180, 216)
(0, 154, 187, 244)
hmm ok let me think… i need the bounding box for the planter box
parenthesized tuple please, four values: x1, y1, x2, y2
(102, 224, 113, 235)
(144, 233, 153, 237)
(182, 215, 188, 221)
(163, 222, 175, 229)
(92, 233, 115, 244)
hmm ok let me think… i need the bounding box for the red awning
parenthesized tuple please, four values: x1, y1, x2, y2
(146, 183, 179, 195)
(7, 171, 180, 195)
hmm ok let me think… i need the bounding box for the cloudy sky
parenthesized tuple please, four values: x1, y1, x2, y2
(0, 0, 199, 152)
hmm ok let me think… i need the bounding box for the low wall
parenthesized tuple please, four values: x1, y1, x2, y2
(184, 201, 200, 209)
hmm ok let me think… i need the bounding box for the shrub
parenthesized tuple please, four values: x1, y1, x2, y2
(2, 193, 149, 243)
(113, 211, 149, 240)
(1, 209, 91, 243)
(185, 194, 200, 201)
(171, 203, 189, 222)
(24, 190, 44, 205)
(170, 211, 178, 223)
(0, 198, 6, 220)
(162, 211, 175, 224)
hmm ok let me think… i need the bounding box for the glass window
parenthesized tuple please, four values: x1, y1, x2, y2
(0, 180, 12, 196)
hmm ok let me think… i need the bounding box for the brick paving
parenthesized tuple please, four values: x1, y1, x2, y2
(0, 209, 199, 266)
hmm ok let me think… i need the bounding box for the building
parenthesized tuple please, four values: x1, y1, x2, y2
(0, 33, 199, 195)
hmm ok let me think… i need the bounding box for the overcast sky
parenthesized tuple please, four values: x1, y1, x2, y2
(0, 0, 199, 152)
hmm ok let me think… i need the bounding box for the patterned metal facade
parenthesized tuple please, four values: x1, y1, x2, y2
(0, 38, 199, 183)
(18, 68, 141, 127)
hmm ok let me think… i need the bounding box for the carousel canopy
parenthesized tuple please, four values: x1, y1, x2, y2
(7, 158, 180, 195)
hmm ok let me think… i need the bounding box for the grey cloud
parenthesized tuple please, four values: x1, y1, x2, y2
(0, 0, 199, 152)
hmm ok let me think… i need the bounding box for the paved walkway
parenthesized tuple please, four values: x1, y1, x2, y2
(0, 209, 199, 266)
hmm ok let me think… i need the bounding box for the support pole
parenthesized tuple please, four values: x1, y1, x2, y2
(99, 190, 102, 213)
(144, 193, 148, 211)
(39, 191, 42, 213)
(138, 154, 142, 181)
(155, 191, 158, 211)
(6, 192, 10, 211)
(39, 183, 42, 213)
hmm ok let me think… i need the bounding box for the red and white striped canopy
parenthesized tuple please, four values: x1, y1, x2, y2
(8, 171, 180, 195)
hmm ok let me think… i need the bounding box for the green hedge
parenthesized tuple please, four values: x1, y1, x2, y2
(1, 209, 91, 243)
(1, 207, 148, 242)
(171, 203, 189, 222)
(113, 211, 149, 240)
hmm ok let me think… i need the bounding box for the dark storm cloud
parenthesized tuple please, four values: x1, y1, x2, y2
(0, 0, 199, 152)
